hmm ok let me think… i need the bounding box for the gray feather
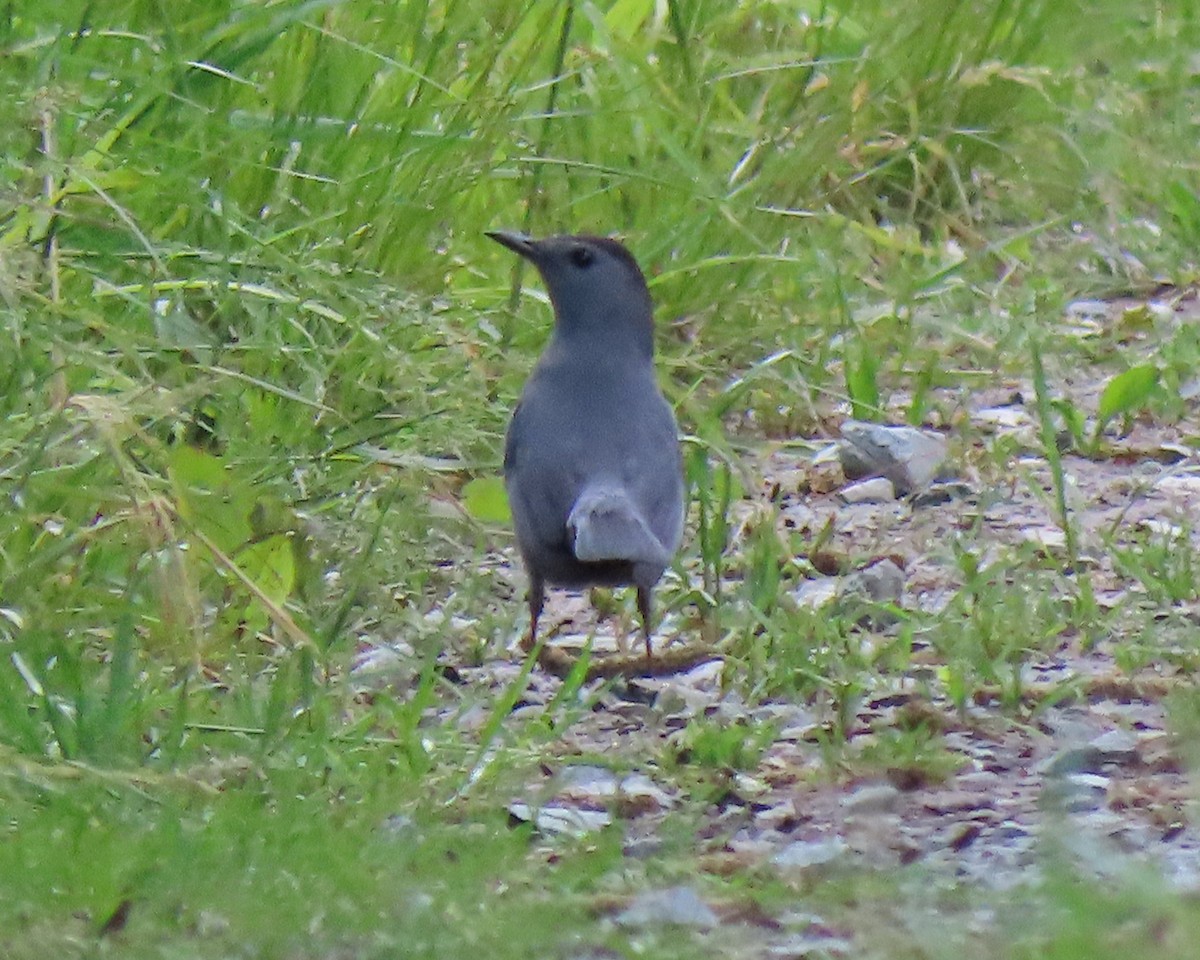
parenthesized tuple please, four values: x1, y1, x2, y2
(568, 486, 670, 566)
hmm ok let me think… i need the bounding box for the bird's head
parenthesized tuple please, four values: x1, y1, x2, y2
(487, 231, 654, 351)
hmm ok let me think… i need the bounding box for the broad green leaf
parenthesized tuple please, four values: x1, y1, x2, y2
(238, 535, 297, 606)
(1097, 364, 1158, 422)
(462, 476, 511, 523)
(168, 445, 254, 553)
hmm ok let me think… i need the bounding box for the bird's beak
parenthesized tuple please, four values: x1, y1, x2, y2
(486, 229, 538, 260)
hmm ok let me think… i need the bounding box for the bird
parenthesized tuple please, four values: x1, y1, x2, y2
(487, 230, 684, 660)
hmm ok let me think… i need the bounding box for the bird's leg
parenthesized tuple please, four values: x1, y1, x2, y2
(524, 578, 545, 653)
(636, 586, 654, 659)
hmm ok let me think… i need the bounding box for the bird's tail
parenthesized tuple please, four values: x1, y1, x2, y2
(567, 486, 669, 566)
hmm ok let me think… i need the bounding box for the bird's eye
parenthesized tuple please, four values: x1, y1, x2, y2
(569, 245, 594, 268)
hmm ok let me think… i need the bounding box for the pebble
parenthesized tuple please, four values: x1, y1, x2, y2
(842, 783, 902, 815)
(911, 481, 975, 507)
(840, 476, 896, 503)
(772, 838, 849, 871)
(507, 802, 612, 836)
(615, 886, 718, 929)
(1088, 729, 1139, 765)
(837, 421, 949, 495)
(1041, 745, 1106, 777)
(1065, 299, 1111, 320)
(839, 559, 905, 605)
(1043, 773, 1110, 814)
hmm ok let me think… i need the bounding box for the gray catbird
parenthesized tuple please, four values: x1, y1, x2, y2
(488, 231, 684, 658)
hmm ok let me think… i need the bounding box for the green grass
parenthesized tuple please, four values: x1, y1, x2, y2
(1, 772, 619, 959)
(3, 0, 1200, 956)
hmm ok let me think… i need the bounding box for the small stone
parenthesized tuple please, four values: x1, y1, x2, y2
(837, 421, 949, 495)
(615, 886, 718, 929)
(839, 559, 905, 605)
(772, 838, 849, 871)
(993, 821, 1034, 843)
(812, 443, 843, 466)
(973, 407, 1033, 431)
(617, 774, 676, 815)
(809, 457, 846, 494)
(1065, 299, 1111, 320)
(922, 790, 994, 815)
(1043, 773, 1109, 814)
(732, 771, 770, 799)
(1159, 476, 1200, 505)
(1042, 745, 1105, 777)
(767, 933, 853, 958)
(507, 802, 612, 837)
(1022, 527, 1067, 557)
(842, 783, 901, 815)
(349, 643, 417, 691)
(622, 834, 666, 860)
(1088, 729, 1139, 765)
(556, 765, 619, 796)
(840, 477, 896, 503)
(793, 577, 840, 610)
(953, 772, 1003, 793)
(755, 799, 800, 831)
(1164, 847, 1200, 893)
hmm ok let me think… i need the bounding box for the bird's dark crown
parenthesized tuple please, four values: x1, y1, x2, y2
(558, 235, 645, 278)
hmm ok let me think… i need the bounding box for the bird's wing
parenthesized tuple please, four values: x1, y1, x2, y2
(504, 392, 581, 552)
(614, 391, 685, 557)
